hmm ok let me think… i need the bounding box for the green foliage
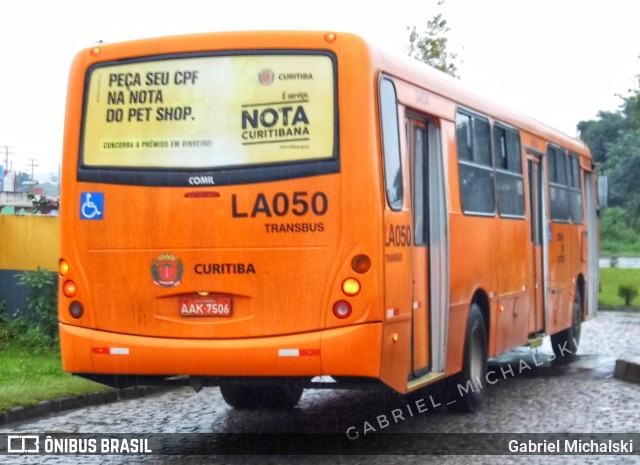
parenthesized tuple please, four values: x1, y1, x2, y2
(579, 75, 640, 254)
(0, 304, 52, 352)
(603, 131, 640, 214)
(618, 285, 638, 306)
(600, 207, 640, 255)
(27, 193, 60, 214)
(576, 111, 625, 165)
(5, 268, 60, 350)
(406, 2, 460, 78)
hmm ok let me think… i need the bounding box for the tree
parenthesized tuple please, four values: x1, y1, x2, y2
(576, 111, 625, 165)
(578, 74, 640, 254)
(406, 4, 460, 78)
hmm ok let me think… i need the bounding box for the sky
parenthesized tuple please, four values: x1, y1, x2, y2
(1, 0, 639, 180)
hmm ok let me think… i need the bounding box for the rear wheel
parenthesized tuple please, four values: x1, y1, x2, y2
(550, 289, 583, 364)
(450, 303, 488, 412)
(220, 383, 304, 409)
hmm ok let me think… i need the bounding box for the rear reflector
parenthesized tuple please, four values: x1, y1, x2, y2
(92, 347, 130, 355)
(278, 348, 320, 357)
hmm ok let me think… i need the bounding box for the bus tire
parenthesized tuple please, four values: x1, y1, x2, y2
(450, 303, 488, 413)
(220, 383, 303, 410)
(550, 289, 582, 365)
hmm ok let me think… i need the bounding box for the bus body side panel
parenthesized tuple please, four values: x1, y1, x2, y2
(494, 214, 531, 354)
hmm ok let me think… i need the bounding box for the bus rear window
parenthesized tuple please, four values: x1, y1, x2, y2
(80, 51, 338, 185)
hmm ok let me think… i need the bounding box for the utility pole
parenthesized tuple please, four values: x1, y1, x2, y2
(0, 145, 14, 172)
(27, 158, 39, 181)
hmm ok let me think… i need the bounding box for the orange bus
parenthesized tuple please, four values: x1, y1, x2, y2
(59, 31, 599, 411)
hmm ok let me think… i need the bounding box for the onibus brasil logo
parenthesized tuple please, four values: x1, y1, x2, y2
(151, 254, 184, 288)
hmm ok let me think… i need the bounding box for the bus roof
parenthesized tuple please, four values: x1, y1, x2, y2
(370, 38, 591, 158)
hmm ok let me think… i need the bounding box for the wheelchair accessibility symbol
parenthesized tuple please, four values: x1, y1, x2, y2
(80, 192, 104, 220)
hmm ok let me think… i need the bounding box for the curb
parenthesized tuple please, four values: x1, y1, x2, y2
(0, 386, 173, 427)
(614, 357, 640, 386)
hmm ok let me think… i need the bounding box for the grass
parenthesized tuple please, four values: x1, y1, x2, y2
(599, 268, 640, 308)
(0, 349, 110, 411)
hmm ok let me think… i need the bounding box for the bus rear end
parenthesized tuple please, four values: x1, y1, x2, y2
(59, 32, 385, 407)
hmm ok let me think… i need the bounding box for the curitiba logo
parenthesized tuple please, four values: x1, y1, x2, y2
(258, 68, 275, 86)
(151, 254, 184, 288)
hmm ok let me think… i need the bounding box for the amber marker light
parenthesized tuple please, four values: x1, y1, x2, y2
(351, 254, 371, 274)
(324, 32, 337, 43)
(342, 278, 361, 297)
(63, 280, 77, 298)
(59, 259, 69, 277)
(90, 47, 101, 57)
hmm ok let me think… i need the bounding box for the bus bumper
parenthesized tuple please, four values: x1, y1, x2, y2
(59, 322, 382, 379)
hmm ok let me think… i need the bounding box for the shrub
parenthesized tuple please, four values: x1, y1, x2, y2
(13, 268, 59, 349)
(618, 285, 639, 307)
(0, 303, 51, 352)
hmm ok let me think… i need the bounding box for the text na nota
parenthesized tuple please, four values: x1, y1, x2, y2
(232, 191, 328, 218)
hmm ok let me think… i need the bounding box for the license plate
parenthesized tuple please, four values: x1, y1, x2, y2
(179, 296, 232, 317)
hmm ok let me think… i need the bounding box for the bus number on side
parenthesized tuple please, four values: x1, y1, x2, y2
(385, 225, 411, 247)
(231, 192, 328, 218)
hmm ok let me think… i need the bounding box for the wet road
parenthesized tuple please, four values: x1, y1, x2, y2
(2, 310, 640, 464)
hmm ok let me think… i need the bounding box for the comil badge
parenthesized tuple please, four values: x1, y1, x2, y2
(151, 254, 184, 288)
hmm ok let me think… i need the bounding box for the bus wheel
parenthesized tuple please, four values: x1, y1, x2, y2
(550, 290, 582, 365)
(451, 303, 488, 413)
(220, 383, 304, 409)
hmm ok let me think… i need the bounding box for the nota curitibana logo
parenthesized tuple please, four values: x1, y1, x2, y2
(151, 254, 184, 288)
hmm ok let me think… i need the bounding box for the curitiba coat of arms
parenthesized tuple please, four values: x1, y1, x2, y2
(151, 254, 184, 288)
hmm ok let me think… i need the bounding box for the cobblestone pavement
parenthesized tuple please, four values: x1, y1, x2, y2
(2, 310, 639, 465)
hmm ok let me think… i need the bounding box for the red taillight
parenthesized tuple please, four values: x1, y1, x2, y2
(333, 300, 352, 319)
(63, 280, 77, 298)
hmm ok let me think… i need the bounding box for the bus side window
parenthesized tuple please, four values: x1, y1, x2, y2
(548, 145, 571, 222)
(456, 110, 495, 216)
(568, 153, 584, 223)
(494, 124, 525, 218)
(380, 78, 403, 211)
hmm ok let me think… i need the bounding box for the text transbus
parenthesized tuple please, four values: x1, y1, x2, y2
(59, 31, 599, 410)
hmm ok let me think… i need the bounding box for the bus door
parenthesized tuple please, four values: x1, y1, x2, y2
(527, 154, 547, 331)
(408, 114, 449, 377)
